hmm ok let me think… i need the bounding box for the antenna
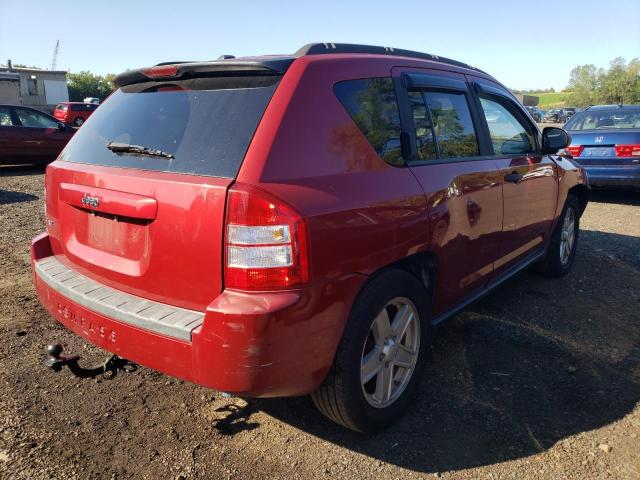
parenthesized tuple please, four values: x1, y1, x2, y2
(51, 40, 59, 70)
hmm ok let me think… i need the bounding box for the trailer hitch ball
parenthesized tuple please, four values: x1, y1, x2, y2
(47, 343, 63, 359)
(45, 343, 80, 373)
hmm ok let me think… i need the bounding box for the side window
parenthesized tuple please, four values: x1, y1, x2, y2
(334, 78, 403, 166)
(479, 97, 535, 155)
(424, 91, 479, 159)
(71, 104, 82, 112)
(0, 107, 15, 126)
(15, 108, 59, 129)
(28, 78, 38, 95)
(408, 91, 437, 160)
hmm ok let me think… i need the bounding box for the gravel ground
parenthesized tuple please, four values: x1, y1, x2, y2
(0, 164, 639, 480)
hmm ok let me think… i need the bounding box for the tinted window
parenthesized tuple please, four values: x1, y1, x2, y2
(59, 75, 280, 178)
(479, 97, 535, 155)
(408, 91, 437, 161)
(15, 108, 59, 128)
(0, 107, 14, 126)
(71, 104, 83, 111)
(565, 110, 640, 130)
(56, 104, 68, 111)
(423, 91, 479, 159)
(334, 78, 403, 166)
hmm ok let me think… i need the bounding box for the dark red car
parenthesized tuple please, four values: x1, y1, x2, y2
(31, 44, 588, 432)
(0, 104, 75, 165)
(53, 102, 98, 127)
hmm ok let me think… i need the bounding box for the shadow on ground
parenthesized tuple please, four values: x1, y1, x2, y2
(0, 190, 39, 205)
(589, 188, 639, 206)
(253, 231, 640, 473)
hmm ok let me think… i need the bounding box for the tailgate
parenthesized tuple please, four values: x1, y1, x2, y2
(45, 162, 231, 311)
(41, 71, 282, 311)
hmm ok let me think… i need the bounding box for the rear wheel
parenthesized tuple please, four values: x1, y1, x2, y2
(536, 195, 579, 277)
(311, 269, 431, 432)
(74, 117, 84, 127)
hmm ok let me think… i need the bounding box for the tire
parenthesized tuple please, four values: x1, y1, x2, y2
(536, 195, 580, 277)
(74, 117, 84, 127)
(311, 269, 431, 432)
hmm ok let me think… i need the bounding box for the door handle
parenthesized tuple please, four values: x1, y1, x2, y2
(504, 171, 523, 184)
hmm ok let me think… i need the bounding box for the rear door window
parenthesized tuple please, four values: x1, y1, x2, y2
(59, 75, 280, 178)
(334, 78, 403, 166)
(408, 89, 479, 159)
(408, 91, 437, 161)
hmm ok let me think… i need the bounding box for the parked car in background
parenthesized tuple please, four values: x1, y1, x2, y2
(543, 109, 563, 122)
(525, 106, 543, 122)
(0, 104, 75, 165)
(53, 102, 99, 127)
(31, 43, 587, 433)
(564, 107, 578, 120)
(564, 104, 640, 188)
(83, 97, 100, 105)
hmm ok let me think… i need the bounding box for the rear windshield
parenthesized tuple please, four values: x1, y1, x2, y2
(565, 110, 640, 130)
(59, 75, 280, 178)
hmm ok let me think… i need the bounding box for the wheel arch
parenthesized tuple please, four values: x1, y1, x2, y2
(568, 184, 589, 216)
(357, 251, 438, 312)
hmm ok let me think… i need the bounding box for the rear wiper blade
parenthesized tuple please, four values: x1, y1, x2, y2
(106, 142, 174, 159)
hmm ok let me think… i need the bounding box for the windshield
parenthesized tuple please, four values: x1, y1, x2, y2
(565, 110, 640, 130)
(59, 75, 280, 178)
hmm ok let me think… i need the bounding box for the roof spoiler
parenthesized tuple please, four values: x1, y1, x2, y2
(114, 58, 293, 88)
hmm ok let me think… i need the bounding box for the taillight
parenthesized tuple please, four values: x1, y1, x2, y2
(224, 183, 309, 290)
(142, 65, 178, 78)
(614, 144, 640, 157)
(566, 145, 584, 157)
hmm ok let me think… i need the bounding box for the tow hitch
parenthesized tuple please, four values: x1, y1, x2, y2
(45, 344, 137, 379)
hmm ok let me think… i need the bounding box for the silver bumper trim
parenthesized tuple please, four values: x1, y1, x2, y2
(35, 256, 204, 341)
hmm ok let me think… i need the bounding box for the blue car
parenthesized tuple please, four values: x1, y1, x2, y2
(563, 105, 640, 188)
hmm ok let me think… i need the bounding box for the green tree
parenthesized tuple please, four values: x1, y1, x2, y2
(567, 64, 602, 107)
(601, 57, 629, 104)
(67, 71, 115, 101)
(567, 57, 639, 107)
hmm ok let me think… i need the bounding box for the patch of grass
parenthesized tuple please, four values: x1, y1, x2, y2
(536, 92, 573, 108)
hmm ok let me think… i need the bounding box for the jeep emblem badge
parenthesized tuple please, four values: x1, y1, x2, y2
(81, 193, 100, 209)
(594, 136, 604, 144)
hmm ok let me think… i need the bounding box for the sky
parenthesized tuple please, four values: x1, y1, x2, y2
(1, 0, 638, 91)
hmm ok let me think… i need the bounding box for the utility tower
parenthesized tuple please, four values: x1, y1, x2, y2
(51, 40, 59, 70)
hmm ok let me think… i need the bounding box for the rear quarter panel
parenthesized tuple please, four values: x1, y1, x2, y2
(237, 56, 432, 368)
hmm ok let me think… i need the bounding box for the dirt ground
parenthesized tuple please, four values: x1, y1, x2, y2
(0, 164, 639, 480)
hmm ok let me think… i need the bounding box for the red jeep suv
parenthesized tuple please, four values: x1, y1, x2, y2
(31, 43, 588, 432)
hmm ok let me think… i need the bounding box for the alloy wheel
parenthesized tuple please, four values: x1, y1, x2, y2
(560, 207, 576, 265)
(360, 297, 420, 409)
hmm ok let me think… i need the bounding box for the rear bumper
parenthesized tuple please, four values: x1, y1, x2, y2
(582, 165, 640, 187)
(31, 232, 363, 397)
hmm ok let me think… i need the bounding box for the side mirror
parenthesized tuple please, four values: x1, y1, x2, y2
(542, 127, 571, 155)
(57, 122, 67, 131)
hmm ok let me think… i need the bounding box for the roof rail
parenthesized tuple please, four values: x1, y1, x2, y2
(295, 43, 484, 72)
